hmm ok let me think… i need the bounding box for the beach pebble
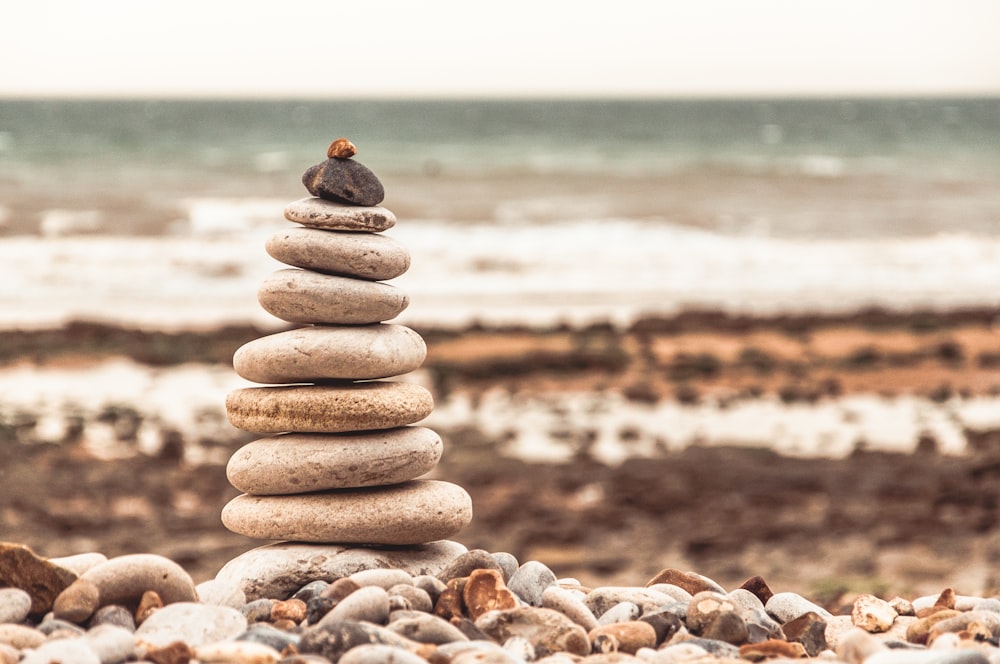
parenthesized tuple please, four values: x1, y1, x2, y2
(0, 588, 31, 624)
(196, 579, 247, 609)
(0, 643, 16, 664)
(781, 610, 827, 655)
(852, 593, 898, 632)
(0, 624, 45, 649)
(20, 638, 100, 664)
(258, 268, 408, 325)
(646, 584, 693, 603)
(350, 568, 415, 590)
(589, 621, 657, 654)
(507, 560, 557, 607)
(586, 587, 678, 617)
(437, 549, 506, 583)
(317, 585, 389, 626)
(638, 609, 683, 645)
(222, 479, 473, 544)
(298, 620, 421, 661)
(54, 554, 197, 622)
(739, 575, 775, 605)
(134, 602, 246, 648)
(474, 606, 591, 657)
(242, 598, 276, 623)
(0, 542, 78, 615)
(227, 428, 442, 495)
(645, 641, 710, 662)
(388, 585, 432, 613)
(292, 580, 330, 603)
(238, 623, 301, 652)
(463, 569, 520, 620)
(195, 640, 282, 664)
(541, 586, 599, 632)
(387, 612, 469, 644)
(490, 552, 520, 582)
(738, 638, 807, 660)
(596, 601, 640, 625)
(266, 227, 410, 280)
(645, 568, 725, 595)
(284, 197, 395, 231)
(215, 541, 466, 602)
(765, 591, 832, 623)
(225, 382, 433, 435)
(89, 605, 136, 632)
(301, 158, 385, 207)
(234, 324, 426, 384)
(913, 593, 983, 613)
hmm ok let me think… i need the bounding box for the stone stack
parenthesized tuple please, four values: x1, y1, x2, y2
(221, 138, 472, 547)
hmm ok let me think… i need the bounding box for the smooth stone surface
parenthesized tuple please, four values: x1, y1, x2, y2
(853, 593, 899, 633)
(53, 554, 197, 622)
(134, 602, 247, 648)
(0, 588, 31, 624)
(285, 197, 394, 231)
(225, 381, 433, 434)
(20, 639, 100, 664)
(508, 561, 558, 608)
(195, 641, 282, 664)
(317, 585, 389, 626)
(195, 579, 247, 609)
(0, 624, 45, 649)
(80, 624, 136, 664)
(585, 587, 679, 617)
(541, 586, 599, 632)
(222, 480, 472, 544)
(474, 606, 590, 658)
(0, 542, 78, 615)
(49, 552, 108, 577)
(266, 228, 410, 280)
(301, 159, 385, 207)
(227, 427, 442, 495)
(258, 268, 408, 325)
(299, 620, 421, 661)
(234, 324, 426, 384)
(215, 540, 467, 601)
(765, 591, 833, 623)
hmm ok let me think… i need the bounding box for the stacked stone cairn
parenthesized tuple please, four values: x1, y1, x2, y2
(221, 138, 473, 547)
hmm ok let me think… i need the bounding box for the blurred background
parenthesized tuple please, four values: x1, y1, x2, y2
(1, 0, 1000, 602)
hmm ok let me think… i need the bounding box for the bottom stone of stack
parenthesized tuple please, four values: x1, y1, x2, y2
(221, 480, 473, 545)
(214, 540, 468, 601)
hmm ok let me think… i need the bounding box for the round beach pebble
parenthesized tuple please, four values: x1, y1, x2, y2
(258, 269, 408, 325)
(301, 158, 385, 207)
(266, 228, 410, 280)
(225, 382, 434, 434)
(221, 480, 473, 545)
(226, 427, 443, 495)
(233, 324, 426, 384)
(284, 197, 395, 231)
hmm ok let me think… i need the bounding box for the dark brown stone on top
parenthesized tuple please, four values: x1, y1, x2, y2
(302, 159, 384, 207)
(645, 568, 722, 595)
(782, 611, 828, 656)
(739, 575, 774, 605)
(0, 542, 78, 615)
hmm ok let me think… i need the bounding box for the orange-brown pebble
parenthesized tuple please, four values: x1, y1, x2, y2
(327, 137, 357, 159)
(463, 569, 518, 620)
(136, 589, 163, 624)
(738, 639, 807, 661)
(933, 587, 957, 609)
(588, 621, 657, 654)
(272, 598, 307, 624)
(906, 609, 962, 644)
(433, 579, 465, 620)
(144, 640, 196, 664)
(645, 568, 721, 595)
(272, 619, 298, 632)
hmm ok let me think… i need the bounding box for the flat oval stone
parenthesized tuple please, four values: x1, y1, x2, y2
(285, 197, 394, 232)
(266, 228, 410, 280)
(227, 427, 443, 494)
(233, 325, 426, 384)
(221, 480, 473, 545)
(259, 269, 407, 325)
(302, 158, 385, 207)
(226, 382, 434, 434)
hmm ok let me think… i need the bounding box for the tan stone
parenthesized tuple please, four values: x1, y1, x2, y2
(463, 569, 519, 620)
(233, 324, 426, 384)
(258, 269, 408, 325)
(221, 480, 473, 545)
(284, 197, 396, 232)
(0, 542, 77, 615)
(588, 621, 657, 654)
(226, 427, 443, 495)
(225, 382, 433, 434)
(266, 228, 410, 280)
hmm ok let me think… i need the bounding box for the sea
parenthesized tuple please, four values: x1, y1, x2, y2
(2, 97, 1000, 461)
(1, 97, 999, 330)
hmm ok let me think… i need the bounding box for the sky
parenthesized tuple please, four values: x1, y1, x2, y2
(3, 0, 999, 98)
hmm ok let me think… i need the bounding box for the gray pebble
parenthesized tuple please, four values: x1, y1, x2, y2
(597, 601, 640, 626)
(81, 624, 136, 664)
(0, 589, 31, 625)
(507, 561, 557, 607)
(387, 613, 469, 644)
(196, 579, 247, 609)
(317, 585, 389, 626)
(306, 597, 335, 625)
(437, 549, 504, 583)
(37, 617, 86, 636)
(238, 622, 301, 652)
(293, 581, 330, 604)
(89, 605, 135, 632)
(242, 598, 276, 623)
(586, 587, 678, 617)
(765, 591, 832, 623)
(490, 552, 520, 582)
(413, 575, 446, 604)
(682, 636, 740, 658)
